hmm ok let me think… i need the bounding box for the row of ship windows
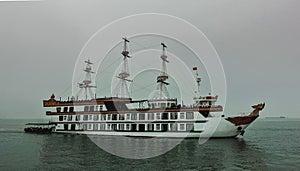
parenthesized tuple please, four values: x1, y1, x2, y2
(78, 123, 194, 132)
(56, 105, 106, 113)
(59, 112, 194, 122)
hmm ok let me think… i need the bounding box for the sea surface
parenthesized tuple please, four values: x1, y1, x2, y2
(0, 118, 299, 171)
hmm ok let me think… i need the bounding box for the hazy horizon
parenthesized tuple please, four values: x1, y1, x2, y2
(1, 0, 300, 119)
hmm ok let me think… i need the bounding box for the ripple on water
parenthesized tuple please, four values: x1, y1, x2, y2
(0, 119, 299, 170)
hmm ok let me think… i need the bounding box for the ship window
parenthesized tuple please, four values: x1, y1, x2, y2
(59, 116, 63, 121)
(139, 113, 145, 120)
(119, 124, 124, 131)
(131, 113, 137, 120)
(89, 106, 94, 112)
(131, 124, 137, 131)
(107, 114, 111, 120)
(126, 124, 130, 130)
(99, 105, 103, 111)
(99, 124, 105, 130)
(84, 106, 89, 112)
(82, 124, 87, 130)
(186, 124, 194, 131)
(56, 107, 61, 113)
(148, 113, 154, 120)
(119, 114, 125, 120)
(156, 113, 161, 120)
(69, 107, 74, 112)
(93, 124, 98, 130)
(107, 124, 111, 130)
(112, 123, 117, 130)
(101, 115, 106, 121)
(138, 124, 145, 132)
(126, 113, 130, 120)
(171, 103, 176, 108)
(63, 116, 67, 121)
(64, 107, 68, 112)
(93, 115, 99, 121)
(170, 112, 178, 120)
(162, 124, 168, 132)
(112, 114, 118, 120)
(186, 112, 194, 119)
(83, 115, 88, 121)
(67, 115, 72, 121)
(71, 124, 76, 131)
(180, 112, 185, 119)
(75, 115, 80, 121)
(179, 124, 185, 131)
(88, 124, 92, 130)
(147, 124, 154, 131)
(155, 124, 161, 131)
(162, 112, 168, 120)
(170, 123, 177, 131)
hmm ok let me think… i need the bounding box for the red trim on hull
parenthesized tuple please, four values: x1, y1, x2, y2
(225, 115, 259, 126)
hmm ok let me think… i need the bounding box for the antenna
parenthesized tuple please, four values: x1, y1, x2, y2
(157, 42, 169, 82)
(193, 67, 201, 97)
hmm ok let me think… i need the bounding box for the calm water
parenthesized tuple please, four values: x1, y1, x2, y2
(0, 119, 299, 170)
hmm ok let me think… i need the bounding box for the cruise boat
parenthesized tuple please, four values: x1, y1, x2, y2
(43, 38, 265, 138)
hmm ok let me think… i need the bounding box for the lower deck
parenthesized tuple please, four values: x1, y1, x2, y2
(54, 121, 205, 133)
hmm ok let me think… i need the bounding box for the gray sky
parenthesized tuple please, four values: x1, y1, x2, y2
(0, 0, 299, 119)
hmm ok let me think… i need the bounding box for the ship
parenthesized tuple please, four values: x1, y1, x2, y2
(41, 38, 265, 138)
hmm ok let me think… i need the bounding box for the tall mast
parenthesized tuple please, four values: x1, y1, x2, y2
(154, 43, 170, 99)
(193, 67, 201, 97)
(116, 37, 132, 98)
(78, 59, 97, 100)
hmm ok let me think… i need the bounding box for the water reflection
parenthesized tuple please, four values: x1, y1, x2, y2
(89, 135, 184, 159)
(39, 135, 267, 170)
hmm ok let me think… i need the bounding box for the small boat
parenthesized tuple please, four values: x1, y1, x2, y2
(265, 116, 286, 119)
(24, 123, 56, 134)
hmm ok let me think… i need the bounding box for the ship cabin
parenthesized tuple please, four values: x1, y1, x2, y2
(148, 98, 178, 109)
(193, 95, 218, 107)
(44, 94, 222, 118)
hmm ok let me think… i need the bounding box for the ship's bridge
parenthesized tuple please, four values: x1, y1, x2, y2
(193, 95, 218, 107)
(148, 98, 177, 109)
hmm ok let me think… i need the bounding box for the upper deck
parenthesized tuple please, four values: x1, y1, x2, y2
(44, 94, 223, 117)
(43, 94, 131, 107)
(45, 106, 223, 115)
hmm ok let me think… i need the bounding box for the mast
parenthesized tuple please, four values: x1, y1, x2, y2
(153, 43, 170, 99)
(115, 37, 132, 98)
(78, 59, 97, 100)
(193, 67, 201, 97)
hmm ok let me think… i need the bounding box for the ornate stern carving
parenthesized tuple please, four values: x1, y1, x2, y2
(43, 94, 59, 107)
(50, 94, 55, 101)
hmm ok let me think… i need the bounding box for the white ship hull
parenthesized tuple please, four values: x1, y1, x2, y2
(51, 116, 250, 138)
